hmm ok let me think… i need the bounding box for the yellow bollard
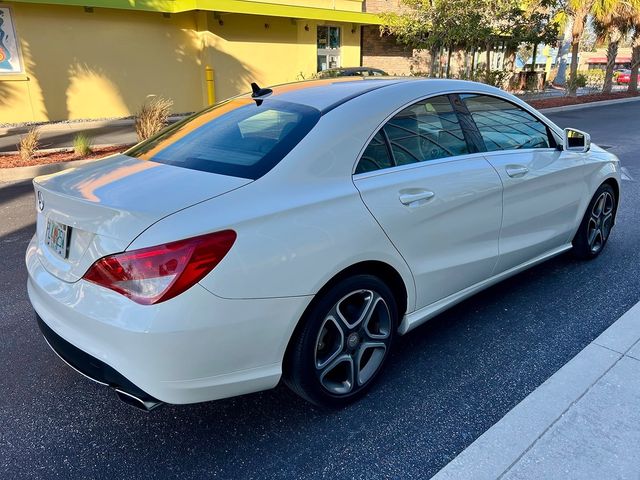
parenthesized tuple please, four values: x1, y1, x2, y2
(205, 66, 215, 106)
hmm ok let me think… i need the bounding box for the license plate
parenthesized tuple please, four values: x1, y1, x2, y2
(45, 219, 71, 259)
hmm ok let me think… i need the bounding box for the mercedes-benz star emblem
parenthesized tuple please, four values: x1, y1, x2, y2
(37, 190, 44, 211)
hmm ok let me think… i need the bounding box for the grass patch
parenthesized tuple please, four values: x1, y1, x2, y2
(73, 134, 93, 157)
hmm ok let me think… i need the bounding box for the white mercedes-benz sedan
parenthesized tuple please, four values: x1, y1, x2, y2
(27, 78, 621, 410)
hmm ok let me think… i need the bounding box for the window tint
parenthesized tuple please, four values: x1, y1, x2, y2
(127, 99, 320, 179)
(355, 131, 393, 174)
(384, 96, 469, 166)
(462, 94, 552, 151)
(355, 95, 469, 174)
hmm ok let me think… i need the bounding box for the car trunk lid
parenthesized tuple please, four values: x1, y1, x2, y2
(32, 154, 251, 282)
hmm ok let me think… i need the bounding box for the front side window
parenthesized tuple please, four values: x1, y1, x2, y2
(462, 94, 553, 151)
(127, 99, 320, 179)
(355, 95, 469, 174)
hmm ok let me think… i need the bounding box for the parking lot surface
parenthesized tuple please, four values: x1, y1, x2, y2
(1, 102, 639, 479)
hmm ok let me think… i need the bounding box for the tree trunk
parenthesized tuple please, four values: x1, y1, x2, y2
(504, 46, 516, 72)
(429, 46, 439, 78)
(530, 43, 538, 72)
(486, 42, 492, 75)
(627, 30, 640, 94)
(464, 49, 470, 77)
(470, 46, 476, 78)
(503, 47, 517, 91)
(554, 18, 574, 86)
(568, 40, 580, 96)
(568, 12, 586, 97)
(445, 45, 453, 78)
(603, 29, 621, 93)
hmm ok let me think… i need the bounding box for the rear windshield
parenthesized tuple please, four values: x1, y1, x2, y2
(127, 98, 321, 179)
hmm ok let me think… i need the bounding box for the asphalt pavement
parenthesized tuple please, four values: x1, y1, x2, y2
(1, 101, 639, 479)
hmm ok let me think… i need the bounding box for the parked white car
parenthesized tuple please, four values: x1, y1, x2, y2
(27, 78, 621, 410)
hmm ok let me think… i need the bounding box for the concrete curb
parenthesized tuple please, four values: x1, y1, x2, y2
(538, 95, 640, 113)
(431, 300, 640, 480)
(0, 149, 123, 183)
(0, 142, 133, 157)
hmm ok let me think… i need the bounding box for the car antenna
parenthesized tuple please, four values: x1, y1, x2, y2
(250, 82, 272, 105)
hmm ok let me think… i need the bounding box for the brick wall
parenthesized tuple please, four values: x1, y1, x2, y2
(361, 25, 431, 75)
(363, 0, 409, 14)
(361, 0, 428, 75)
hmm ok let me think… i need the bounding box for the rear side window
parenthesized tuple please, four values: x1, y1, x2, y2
(462, 94, 552, 151)
(355, 95, 469, 174)
(127, 99, 321, 179)
(356, 131, 393, 174)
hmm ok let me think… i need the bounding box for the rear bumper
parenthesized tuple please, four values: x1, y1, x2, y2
(26, 236, 313, 405)
(36, 314, 162, 410)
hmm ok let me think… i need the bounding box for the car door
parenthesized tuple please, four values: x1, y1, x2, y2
(460, 93, 586, 273)
(353, 95, 503, 310)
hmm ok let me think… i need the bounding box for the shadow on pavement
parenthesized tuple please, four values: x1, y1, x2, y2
(0, 179, 33, 205)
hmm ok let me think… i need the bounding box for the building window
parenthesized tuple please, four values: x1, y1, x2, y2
(317, 26, 341, 72)
(0, 7, 24, 74)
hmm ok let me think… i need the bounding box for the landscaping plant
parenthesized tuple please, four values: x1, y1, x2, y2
(18, 127, 40, 162)
(73, 134, 93, 157)
(135, 96, 173, 142)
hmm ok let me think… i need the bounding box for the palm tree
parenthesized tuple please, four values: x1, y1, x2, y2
(566, 0, 596, 96)
(629, 7, 640, 93)
(593, 0, 639, 93)
(554, 16, 574, 86)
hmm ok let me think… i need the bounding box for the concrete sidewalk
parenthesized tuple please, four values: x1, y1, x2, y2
(0, 115, 186, 154)
(433, 300, 640, 480)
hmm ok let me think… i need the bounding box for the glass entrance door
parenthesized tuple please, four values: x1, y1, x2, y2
(317, 26, 341, 72)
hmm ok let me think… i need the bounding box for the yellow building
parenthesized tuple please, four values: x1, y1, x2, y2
(0, 0, 380, 123)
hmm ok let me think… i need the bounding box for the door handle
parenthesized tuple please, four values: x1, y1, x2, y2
(506, 165, 529, 178)
(399, 190, 435, 206)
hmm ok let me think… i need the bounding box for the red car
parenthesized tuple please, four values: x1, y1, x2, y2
(617, 70, 640, 84)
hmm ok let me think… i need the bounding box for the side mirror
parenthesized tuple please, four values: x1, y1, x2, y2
(563, 128, 591, 153)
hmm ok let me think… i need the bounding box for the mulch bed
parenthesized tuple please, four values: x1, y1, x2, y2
(528, 91, 640, 109)
(0, 145, 129, 169)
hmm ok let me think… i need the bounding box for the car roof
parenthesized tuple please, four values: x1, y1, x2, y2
(245, 77, 490, 113)
(254, 78, 408, 112)
(324, 67, 384, 72)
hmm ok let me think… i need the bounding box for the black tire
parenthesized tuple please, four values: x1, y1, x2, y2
(572, 183, 617, 260)
(283, 274, 398, 408)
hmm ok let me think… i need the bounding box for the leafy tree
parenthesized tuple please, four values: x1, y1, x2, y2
(380, 0, 558, 84)
(593, 0, 640, 92)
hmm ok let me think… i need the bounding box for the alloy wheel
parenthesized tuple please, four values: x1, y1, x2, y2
(314, 289, 392, 395)
(587, 191, 614, 254)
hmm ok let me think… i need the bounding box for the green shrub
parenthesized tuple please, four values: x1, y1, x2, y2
(579, 69, 605, 90)
(567, 72, 588, 92)
(73, 134, 93, 157)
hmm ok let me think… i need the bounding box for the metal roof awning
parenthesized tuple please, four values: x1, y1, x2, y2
(182, 0, 382, 24)
(11, 0, 382, 24)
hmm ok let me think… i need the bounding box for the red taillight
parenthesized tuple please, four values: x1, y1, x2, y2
(83, 230, 236, 305)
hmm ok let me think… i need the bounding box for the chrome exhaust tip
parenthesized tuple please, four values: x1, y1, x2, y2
(115, 388, 164, 412)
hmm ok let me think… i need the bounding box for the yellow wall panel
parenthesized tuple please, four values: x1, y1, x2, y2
(3, 3, 204, 122)
(1, 3, 363, 123)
